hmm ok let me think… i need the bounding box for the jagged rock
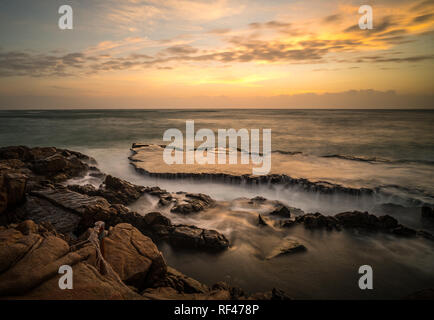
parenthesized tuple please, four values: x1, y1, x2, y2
(103, 223, 167, 290)
(99, 175, 146, 205)
(296, 212, 340, 230)
(171, 193, 215, 214)
(169, 225, 229, 251)
(421, 206, 434, 219)
(0, 221, 142, 299)
(258, 214, 268, 226)
(269, 204, 291, 218)
(154, 266, 209, 294)
(266, 237, 306, 259)
(334, 211, 379, 228)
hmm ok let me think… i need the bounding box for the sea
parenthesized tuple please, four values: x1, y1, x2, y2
(0, 109, 433, 299)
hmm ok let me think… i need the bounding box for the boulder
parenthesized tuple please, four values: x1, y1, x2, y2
(103, 223, 167, 290)
(0, 222, 142, 299)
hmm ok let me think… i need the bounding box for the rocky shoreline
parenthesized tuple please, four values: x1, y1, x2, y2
(1, 146, 433, 300)
(129, 144, 430, 207)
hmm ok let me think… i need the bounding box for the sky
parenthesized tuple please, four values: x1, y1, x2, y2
(0, 0, 433, 109)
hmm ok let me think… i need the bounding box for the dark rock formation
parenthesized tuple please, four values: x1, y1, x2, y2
(296, 212, 340, 231)
(171, 193, 215, 214)
(291, 210, 433, 240)
(269, 204, 291, 218)
(258, 214, 268, 226)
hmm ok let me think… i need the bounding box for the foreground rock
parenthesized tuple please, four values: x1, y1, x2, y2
(0, 221, 142, 299)
(103, 223, 167, 291)
(0, 221, 284, 300)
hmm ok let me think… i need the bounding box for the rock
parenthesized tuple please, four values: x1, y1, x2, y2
(296, 212, 340, 230)
(144, 212, 171, 227)
(0, 222, 142, 299)
(421, 206, 434, 219)
(392, 225, 417, 237)
(250, 196, 267, 202)
(0, 171, 27, 216)
(99, 175, 146, 205)
(32, 153, 88, 181)
(249, 288, 291, 300)
(269, 204, 291, 218)
(154, 266, 209, 294)
(169, 225, 229, 251)
(171, 193, 215, 214)
(334, 211, 379, 229)
(103, 223, 167, 290)
(258, 214, 268, 226)
(377, 215, 399, 229)
(15, 220, 38, 235)
(68, 184, 99, 197)
(266, 237, 306, 259)
(279, 219, 296, 228)
(12, 196, 81, 236)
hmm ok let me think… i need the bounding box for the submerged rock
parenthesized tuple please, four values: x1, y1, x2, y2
(296, 212, 340, 230)
(266, 237, 306, 259)
(269, 204, 291, 218)
(171, 193, 215, 214)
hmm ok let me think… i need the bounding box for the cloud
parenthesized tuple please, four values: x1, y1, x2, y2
(412, 13, 434, 23)
(323, 14, 342, 24)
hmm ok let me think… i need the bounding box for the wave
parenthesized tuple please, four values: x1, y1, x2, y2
(321, 154, 434, 165)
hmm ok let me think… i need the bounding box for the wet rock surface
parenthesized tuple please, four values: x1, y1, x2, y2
(266, 238, 306, 259)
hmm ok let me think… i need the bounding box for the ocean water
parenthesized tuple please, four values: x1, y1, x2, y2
(1, 109, 434, 299)
(0, 109, 432, 204)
